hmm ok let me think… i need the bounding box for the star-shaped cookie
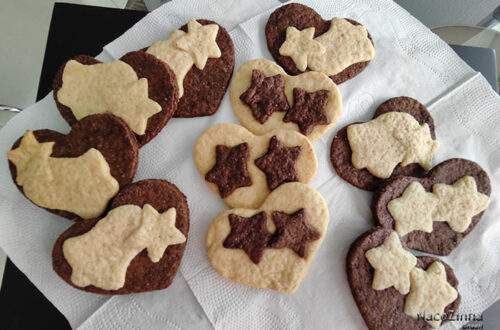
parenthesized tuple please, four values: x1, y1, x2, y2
(284, 88, 330, 135)
(404, 261, 458, 328)
(279, 26, 325, 71)
(239, 70, 290, 124)
(223, 212, 270, 264)
(205, 143, 252, 198)
(365, 232, 417, 294)
(176, 20, 221, 70)
(388, 182, 439, 236)
(268, 209, 320, 258)
(254, 136, 301, 190)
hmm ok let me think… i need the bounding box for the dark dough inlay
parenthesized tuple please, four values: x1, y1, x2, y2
(205, 143, 252, 198)
(268, 209, 320, 258)
(254, 136, 301, 190)
(284, 88, 329, 135)
(223, 212, 270, 264)
(240, 70, 290, 124)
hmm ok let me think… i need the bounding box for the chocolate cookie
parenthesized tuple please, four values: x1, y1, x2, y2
(330, 96, 436, 191)
(8, 114, 138, 220)
(266, 3, 374, 84)
(52, 179, 190, 294)
(372, 158, 491, 255)
(53, 51, 178, 146)
(347, 227, 460, 330)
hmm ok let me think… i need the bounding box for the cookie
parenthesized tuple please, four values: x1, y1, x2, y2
(207, 182, 328, 293)
(194, 123, 317, 208)
(331, 96, 437, 191)
(53, 51, 178, 146)
(373, 158, 491, 255)
(347, 227, 460, 329)
(7, 114, 138, 220)
(266, 3, 375, 84)
(146, 19, 234, 117)
(52, 179, 189, 295)
(230, 59, 342, 140)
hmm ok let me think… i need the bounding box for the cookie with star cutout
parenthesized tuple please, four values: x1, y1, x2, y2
(266, 3, 375, 84)
(347, 228, 460, 330)
(194, 123, 317, 209)
(230, 59, 342, 141)
(52, 179, 189, 294)
(372, 158, 491, 256)
(207, 182, 328, 293)
(145, 19, 234, 117)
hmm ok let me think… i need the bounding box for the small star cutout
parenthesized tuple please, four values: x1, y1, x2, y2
(284, 88, 330, 135)
(240, 70, 290, 124)
(223, 212, 270, 264)
(388, 181, 439, 236)
(279, 26, 325, 71)
(365, 232, 417, 294)
(268, 209, 320, 258)
(205, 143, 252, 198)
(404, 261, 458, 328)
(175, 20, 221, 70)
(254, 136, 301, 190)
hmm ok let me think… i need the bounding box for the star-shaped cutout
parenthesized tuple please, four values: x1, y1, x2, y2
(268, 209, 320, 258)
(365, 232, 417, 294)
(254, 136, 301, 190)
(205, 143, 252, 198)
(404, 261, 458, 328)
(388, 181, 439, 236)
(432, 176, 490, 233)
(279, 26, 325, 71)
(240, 70, 290, 124)
(284, 88, 330, 135)
(223, 212, 270, 264)
(175, 20, 221, 70)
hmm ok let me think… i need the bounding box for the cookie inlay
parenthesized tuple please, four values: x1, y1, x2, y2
(284, 88, 330, 135)
(279, 27, 325, 71)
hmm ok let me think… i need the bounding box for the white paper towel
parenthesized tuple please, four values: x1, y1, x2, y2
(0, 0, 499, 329)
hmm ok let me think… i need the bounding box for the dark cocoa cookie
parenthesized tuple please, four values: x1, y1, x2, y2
(265, 3, 374, 84)
(372, 158, 491, 255)
(330, 96, 435, 191)
(347, 227, 460, 330)
(52, 179, 190, 295)
(8, 114, 138, 220)
(53, 51, 178, 146)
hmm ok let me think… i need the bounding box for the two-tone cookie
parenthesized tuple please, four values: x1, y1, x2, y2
(53, 179, 189, 294)
(230, 59, 342, 141)
(266, 3, 375, 84)
(53, 51, 178, 146)
(331, 97, 438, 191)
(146, 19, 235, 117)
(7, 114, 138, 220)
(194, 123, 317, 208)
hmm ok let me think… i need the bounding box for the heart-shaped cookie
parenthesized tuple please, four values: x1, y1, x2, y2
(230, 59, 342, 141)
(53, 51, 178, 146)
(146, 19, 234, 118)
(207, 182, 328, 293)
(266, 3, 375, 84)
(7, 114, 138, 220)
(194, 123, 317, 208)
(52, 179, 189, 294)
(347, 227, 460, 329)
(331, 96, 437, 191)
(372, 158, 491, 255)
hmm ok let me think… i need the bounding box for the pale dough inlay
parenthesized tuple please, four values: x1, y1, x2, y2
(57, 60, 162, 135)
(279, 18, 375, 76)
(347, 112, 438, 179)
(365, 232, 417, 294)
(147, 20, 221, 97)
(7, 131, 119, 219)
(63, 204, 185, 290)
